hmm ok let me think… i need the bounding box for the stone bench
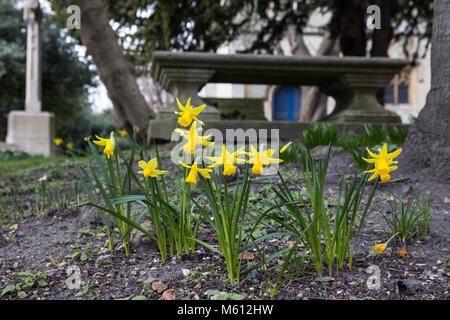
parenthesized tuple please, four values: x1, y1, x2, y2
(149, 51, 409, 140)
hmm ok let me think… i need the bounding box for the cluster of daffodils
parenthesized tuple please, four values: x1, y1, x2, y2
(87, 100, 402, 189)
(172, 98, 292, 184)
(82, 96, 409, 276)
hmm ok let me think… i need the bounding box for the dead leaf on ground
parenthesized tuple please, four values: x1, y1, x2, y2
(160, 289, 175, 300)
(152, 281, 168, 294)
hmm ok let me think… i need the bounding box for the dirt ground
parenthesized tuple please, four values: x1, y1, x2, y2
(0, 148, 448, 300)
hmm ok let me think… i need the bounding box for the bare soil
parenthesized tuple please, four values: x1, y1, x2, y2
(0, 149, 448, 300)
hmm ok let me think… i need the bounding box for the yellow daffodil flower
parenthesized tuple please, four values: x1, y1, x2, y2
(67, 143, 73, 150)
(206, 145, 246, 176)
(138, 158, 167, 178)
(362, 144, 402, 182)
(53, 138, 63, 146)
(370, 243, 387, 254)
(280, 142, 293, 153)
(84, 137, 89, 142)
(93, 132, 116, 159)
(180, 161, 212, 184)
(119, 130, 128, 137)
(247, 145, 283, 175)
(174, 97, 206, 127)
(133, 125, 140, 132)
(175, 121, 214, 155)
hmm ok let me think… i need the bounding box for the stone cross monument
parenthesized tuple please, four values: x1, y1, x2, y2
(24, 0, 42, 113)
(6, 0, 55, 156)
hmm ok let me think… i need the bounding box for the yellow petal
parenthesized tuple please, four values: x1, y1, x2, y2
(183, 141, 194, 154)
(387, 148, 402, 159)
(185, 97, 192, 110)
(367, 171, 379, 181)
(232, 147, 245, 157)
(362, 157, 376, 163)
(366, 147, 379, 159)
(151, 169, 167, 177)
(93, 135, 107, 146)
(191, 104, 206, 115)
(148, 158, 158, 169)
(138, 160, 147, 169)
(388, 166, 398, 172)
(198, 168, 212, 179)
(206, 156, 222, 165)
(201, 138, 214, 147)
(179, 161, 192, 169)
(234, 158, 247, 164)
(176, 97, 187, 111)
(381, 144, 388, 158)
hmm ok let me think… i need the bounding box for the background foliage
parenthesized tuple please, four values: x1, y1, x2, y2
(52, 0, 433, 74)
(0, 0, 114, 145)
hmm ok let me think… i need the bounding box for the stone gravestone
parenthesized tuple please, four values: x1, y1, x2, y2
(6, 0, 55, 156)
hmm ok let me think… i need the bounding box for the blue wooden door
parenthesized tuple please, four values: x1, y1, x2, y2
(273, 86, 302, 121)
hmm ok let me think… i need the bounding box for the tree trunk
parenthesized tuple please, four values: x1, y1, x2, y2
(67, 0, 155, 132)
(338, 0, 366, 56)
(371, 0, 394, 105)
(398, 0, 450, 183)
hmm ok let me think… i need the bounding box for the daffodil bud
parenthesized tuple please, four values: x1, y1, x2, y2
(110, 131, 117, 151)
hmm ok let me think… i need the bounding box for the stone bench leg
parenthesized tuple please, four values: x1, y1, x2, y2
(323, 74, 401, 123)
(148, 68, 221, 141)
